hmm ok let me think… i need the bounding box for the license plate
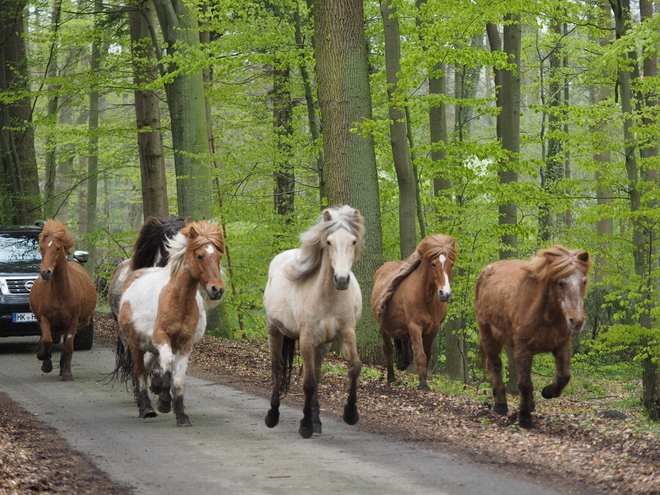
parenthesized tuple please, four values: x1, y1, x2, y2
(12, 312, 37, 323)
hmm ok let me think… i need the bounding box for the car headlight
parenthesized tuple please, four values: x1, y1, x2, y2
(0, 278, 8, 295)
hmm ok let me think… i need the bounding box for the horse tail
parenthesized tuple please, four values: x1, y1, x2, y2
(279, 335, 296, 397)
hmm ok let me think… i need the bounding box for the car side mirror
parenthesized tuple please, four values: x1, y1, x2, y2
(73, 250, 89, 264)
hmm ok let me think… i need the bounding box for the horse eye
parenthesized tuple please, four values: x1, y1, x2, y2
(558, 281, 565, 289)
(327, 241, 331, 246)
(352, 239, 356, 245)
(431, 263, 436, 268)
(197, 255, 203, 260)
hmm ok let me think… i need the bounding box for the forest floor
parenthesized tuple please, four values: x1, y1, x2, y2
(1, 312, 659, 494)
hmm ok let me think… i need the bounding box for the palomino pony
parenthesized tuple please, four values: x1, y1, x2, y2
(264, 206, 364, 438)
(371, 234, 456, 391)
(475, 245, 591, 428)
(117, 220, 225, 426)
(29, 220, 97, 381)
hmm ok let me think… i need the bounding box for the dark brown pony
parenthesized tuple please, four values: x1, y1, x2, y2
(475, 245, 591, 428)
(29, 220, 97, 381)
(371, 234, 457, 390)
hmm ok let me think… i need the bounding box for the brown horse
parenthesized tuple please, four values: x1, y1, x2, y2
(118, 221, 225, 426)
(29, 220, 97, 381)
(371, 234, 457, 391)
(475, 245, 591, 428)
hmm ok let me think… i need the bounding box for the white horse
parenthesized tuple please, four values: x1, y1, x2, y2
(264, 205, 364, 438)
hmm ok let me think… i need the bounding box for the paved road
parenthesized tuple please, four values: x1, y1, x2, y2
(0, 341, 561, 495)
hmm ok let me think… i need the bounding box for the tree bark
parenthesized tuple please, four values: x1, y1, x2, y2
(312, 0, 384, 364)
(380, 0, 416, 259)
(130, 0, 169, 219)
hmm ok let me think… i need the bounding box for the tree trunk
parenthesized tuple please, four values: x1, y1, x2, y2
(0, 0, 41, 223)
(312, 0, 384, 364)
(152, 0, 213, 220)
(130, 1, 169, 219)
(272, 62, 295, 218)
(380, 0, 416, 259)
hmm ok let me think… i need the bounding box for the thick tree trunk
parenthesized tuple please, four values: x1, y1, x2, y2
(130, 1, 169, 219)
(312, 0, 384, 364)
(152, 0, 213, 220)
(272, 62, 295, 218)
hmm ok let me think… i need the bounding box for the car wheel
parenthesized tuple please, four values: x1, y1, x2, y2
(74, 317, 94, 351)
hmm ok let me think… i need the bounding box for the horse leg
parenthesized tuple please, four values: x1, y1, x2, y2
(129, 346, 156, 419)
(394, 338, 411, 370)
(380, 330, 396, 384)
(298, 337, 316, 439)
(171, 353, 192, 427)
(36, 318, 54, 374)
(409, 323, 430, 391)
(515, 350, 535, 429)
(58, 326, 77, 381)
(265, 326, 284, 428)
(311, 344, 328, 434)
(480, 324, 507, 414)
(145, 352, 163, 395)
(542, 341, 571, 399)
(339, 330, 361, 426)
(155, 343, 174, 414)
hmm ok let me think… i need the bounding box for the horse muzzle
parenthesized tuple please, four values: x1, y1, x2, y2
(207, 286, 225, 301)
(40, 270, 52, 281)
(437, 289, 452, 303)
(568, 317, 585, 333)
(334, 274, 350, 291)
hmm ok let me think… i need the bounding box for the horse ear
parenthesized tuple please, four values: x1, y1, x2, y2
(577, 251, 589, 263)
(323, 210, 332, 222)
(187, 225, 199, 239)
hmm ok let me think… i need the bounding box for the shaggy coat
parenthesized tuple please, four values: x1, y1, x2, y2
(263, 205, 364, 438)
(371, 234, 457, 390)
(118, 221, 225, 426)
(475, 245, 591, 428)
(29, 219, 97, 381)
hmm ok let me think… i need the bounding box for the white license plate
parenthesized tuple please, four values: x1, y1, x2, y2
(12, 312, 37, 323)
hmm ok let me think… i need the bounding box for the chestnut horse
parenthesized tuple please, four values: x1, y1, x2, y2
(29, 220, 97, 381)
(371, 234, 456, 391)
(475, 245, 591, 428)
(117, 221, 225, 426)
(264, 206, 364, 438)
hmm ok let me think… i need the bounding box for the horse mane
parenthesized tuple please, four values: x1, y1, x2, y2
(374, 234, 457, 321)
(130, 215, 188, 271)
(525, 245, 591, 282)
(39, 219, 74, 255)
(286, 205, 365, 282)
(167, 220, 224, 276)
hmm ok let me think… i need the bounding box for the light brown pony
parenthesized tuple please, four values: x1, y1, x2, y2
(371, 234, 457, 391)
(475, 245, 591, 428)
(29, 220, 97, 381)
(118, 221, 225, 426)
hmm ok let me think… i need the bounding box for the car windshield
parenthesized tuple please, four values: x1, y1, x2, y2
(0, 233, 40, 263)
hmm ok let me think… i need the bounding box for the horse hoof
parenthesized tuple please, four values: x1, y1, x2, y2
(343, 405, 359, 426)
(140, 408, 157, 419)
(60, 374, 73, 382)
(41, 360, 53, 373)
(419, 384, 431, 392)
(265, 410, 280, 428)
(299, 419, 314, 439)
(541, 385, 558, 399)
(157, 400, 171, 414)
(313, 421, 322, 434)
(493, 403, 508, 415)
(177, 417, 192, 427)
(519, 413, 534, 429)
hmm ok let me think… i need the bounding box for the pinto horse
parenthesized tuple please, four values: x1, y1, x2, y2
(475, 245, 591, 428)
(117, 221, 225, 426)
(29, 220, 97, 381)
(371, 234, 456, 391)
(108, 215, 188, 321)
(264, 206, 364, 438)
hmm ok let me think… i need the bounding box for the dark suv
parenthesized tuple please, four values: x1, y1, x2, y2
(0, 223, 94, 349)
